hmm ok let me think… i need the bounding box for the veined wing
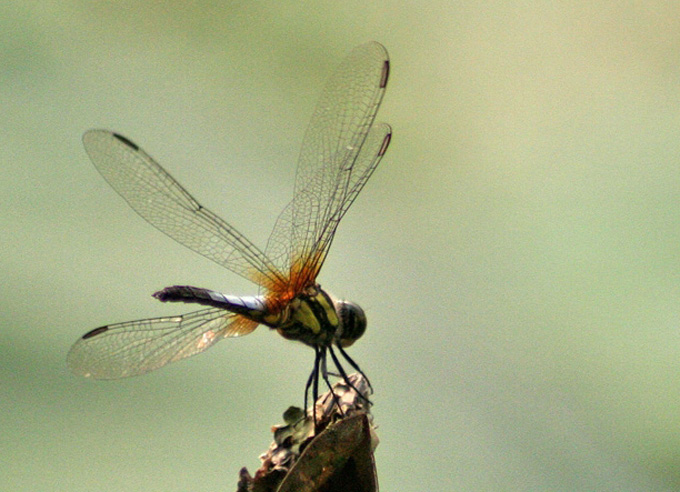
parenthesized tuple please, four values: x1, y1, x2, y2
(83, 130, 284, 287)
(67, 308, 258, 379)
(267, 123, 391, 294)
(264, 42, 391, 292)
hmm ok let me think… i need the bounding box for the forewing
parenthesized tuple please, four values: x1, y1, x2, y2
(265, 42, 390, 290)
(67, 308, 258, 379)
(83, 130, 284, 287)
(298, 122, 391, 286)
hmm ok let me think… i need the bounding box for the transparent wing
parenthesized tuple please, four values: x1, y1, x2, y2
(264, 42, 391, 292)
(83, 130, 284, 287)
(67, 308, 258, 379)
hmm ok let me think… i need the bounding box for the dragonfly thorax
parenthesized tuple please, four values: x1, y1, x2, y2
(273, 285, 366, 349)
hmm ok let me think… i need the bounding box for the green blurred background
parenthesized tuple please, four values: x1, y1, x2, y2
(3, 2, 680, 490)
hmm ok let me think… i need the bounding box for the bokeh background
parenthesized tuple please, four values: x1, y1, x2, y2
(3, 2, 680, 490)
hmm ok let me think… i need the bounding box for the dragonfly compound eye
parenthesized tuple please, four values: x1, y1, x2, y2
(336, 301, 367, 347)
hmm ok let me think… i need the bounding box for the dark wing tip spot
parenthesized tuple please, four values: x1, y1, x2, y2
(378, 131, 391, 156)
(113, 133, 139, 151)
(380, 60, 390, 88)
(82, 325, 109, 339)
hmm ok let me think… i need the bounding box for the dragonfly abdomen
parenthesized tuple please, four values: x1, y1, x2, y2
(154, 285, 266, 316)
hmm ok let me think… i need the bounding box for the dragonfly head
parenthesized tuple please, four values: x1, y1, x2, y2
(335, 300, 367, 347)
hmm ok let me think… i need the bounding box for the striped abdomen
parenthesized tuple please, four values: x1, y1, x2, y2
(153, 285, 272, 321)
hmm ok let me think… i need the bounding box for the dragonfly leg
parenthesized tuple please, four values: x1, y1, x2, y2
(312, 346, 321, 430)
(320, 348, 344, 418)
(336, 344, 373, 390)
(328, 345, 372, 406)
(304, 358, 316, 412)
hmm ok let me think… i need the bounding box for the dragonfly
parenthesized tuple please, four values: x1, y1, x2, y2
(67, 42, 391, 414)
